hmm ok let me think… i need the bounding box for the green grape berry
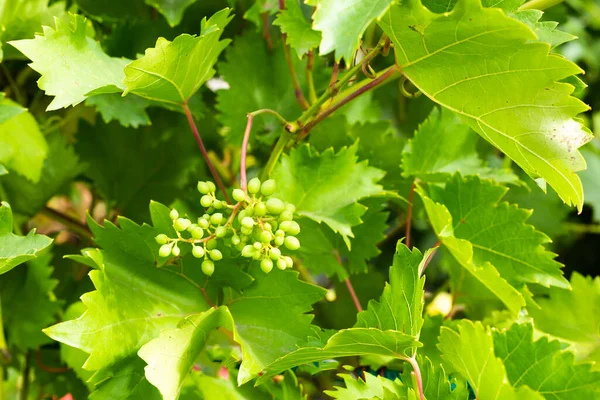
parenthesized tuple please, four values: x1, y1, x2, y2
(215, 226, 227, 238)
(279, 211, 294, 222)
(241, 217, 255, 229)
(241, 245, 254, 258)
(207, 181, 216, 193)
(253, 241, 262, 250)
(275, 229, 285, 237)
(241, 226, 253, 236)
(266, 198, 285, 214)
(200, 195, 213, 208)
(260, 179, 277, 196)
(197, 181, 210, 194)
(233, 188, 246, 203)
(270, 247, 281, 260)
(213, 200, 224, 210)
(192, 245, 205, 258)
(198, 218, 209, 229)
(202, 260, 215, 276)
(254, 202, 267, 217)
(155, 234, 169, 245)
(170, 209, 179, 220)
(252, 251, 262, 260)
(277, 258, 287, 270)
(283, 256, 293, 268)
(284, 236, 300, 250)
(209, 249, 223, 261)
(284, 203, 296, 214)
(266, 221, 277, 231)
(206, 238, 218, 250)
(274, 236, 284, 247)
(280, 221, 300, 235)
(259, 230, 273, 243)
(159, 244, 172, 258)
(244, 205, 255, 217)
(171, 244, 181, 257)
(248, 177, 261, 194)
(190, 226, 204, 240)
(174, 218, 191, 232)
(231, 235, 241, 246)
(210, 213, 224, 225)
(261, 258, 273, 273)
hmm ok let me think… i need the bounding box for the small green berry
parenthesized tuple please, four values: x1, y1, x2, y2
(274, 236, 284, 247)
(253, 241, 262, 250)
(280, 221, 300, 235)
(252, 251, 262, 260)
(261, 179, 277, 196)
(207, 181, 216, 193)
(209, 249, 223, 261)
(259, 230, 273, 243)
(275, 229, 285, 237)
(279, 211, 294, 222)
(171, 244, 181, 257)
(174, 218, 191, 232)
(242, 245, 255, 258)
(210, 213, 224, 225)
(284, 236, 300, 250)
(284, 203, 296, 214)
(192, 245, 205, 258)
(200, 195, 213, 208)
(277, 258, 287, 270)
(266, 198, 285, 215)
(241, 226, 253, 236)
(215, 226, 227, 238)
(261, 258, 273, 273)
(206, 238, 218, 250)
(265, 221, 277, 231)
(283, 256, 293, 268)
(170, 209, 179, 220)
(231, 235, 241, 245)
(198, 218, 209, 229)
(155, 234, 169, 245)
(248, 177, 261, 194)
(270, 247, 281, 260)
(190, 226, 204, 240)
(241, 217, 255, 229)
(254, 202, 267, 217)
(244, 205, 255, 217)
(197, 181, 210, 194)
(202, 260, 215, 276)
(213, 200, 224, 210)
(233, 189, 246, 203)
(159, 244, 172, 258)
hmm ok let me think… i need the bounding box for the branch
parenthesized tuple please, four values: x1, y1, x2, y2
(345, 277, 363, 313)
(306, 51, 318, 104)
(40, 206, 93, 240)
(182, 103, 232, 204)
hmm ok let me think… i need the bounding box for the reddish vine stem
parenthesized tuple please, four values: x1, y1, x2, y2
(405, 356, 425, 400)
(261, 13, 273, 50)
(406, 181, 416, 248)
(36, 349, 69, 373)
(345, 277, 363, 313)
(282, 35, 310, 110)
(240, 114, 254, 192)
(329, 62, 339, 89)
(183, 103, 232, 204)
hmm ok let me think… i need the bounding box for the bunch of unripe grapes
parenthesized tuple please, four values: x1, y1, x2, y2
(155, 178, 300, 276)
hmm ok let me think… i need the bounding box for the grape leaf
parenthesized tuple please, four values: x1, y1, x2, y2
(144, 0, 199, 27)
(59, 302, 94, 388)
(0, 252, 60, 350)
(274, 0, 321, 58)
(85, 93, 151, 128)
(227, 269, 326, 384)
(402, 107, 518, 184)
(272, 143, 387, 248)
(420, 174, 568, 288)
(325, 372, 409, 399)
(138, 307, 234, 400)
(421, 357, 469, 400)
(10, 13, 129, 110)
(44, 210, 211, 371)
(511, 10, 576, 48)
(0, 202, 52, 275)
(439, 320, 544, 400)
(306, 0, 394, 62)
(379, 0, 592, 209)
(88, 355, 161, 399)
(493, 323, 600, 399)
(528, 273, 600, 365)
(123, 8, 232, 105)
(0, 96, 48, 182)
(1, 132, 85, 216)
(579, 145, 600, 221)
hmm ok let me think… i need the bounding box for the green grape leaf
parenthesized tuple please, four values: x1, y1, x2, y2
(59, 302, 94, 388)
(85, 93, 151, 128)
(421, 357, 469, 400)
(44, 210, 211, 372)
(144, 0, 199, 27)
(272, 144, 387, 248)
(324, 372, 409, 399)
(88, 355, 161, 399)
(10, 14, 129, 110)
(528, 273, 600, 365)
(493, 323, 600, 399)
(0, 202, 53, 275)
(402, 107, 518, 184)
(439, 320, 544, 400)
(123, 8, 232, 105)
(356, 243, 425, 342)
(274, 0, 321, 58)
(579, 145, 600, 222)
(258, 328, 421, 384)
(511, 10, 576, 48)
(1, 132, 85, 216)
(0, 96, 48, 182)
(0, 252, 60, 350)
(227, 269, 326, 384)
(379, 0, 592, 210)
(138, 307, 234, 400)
(306, 0, 394, 62)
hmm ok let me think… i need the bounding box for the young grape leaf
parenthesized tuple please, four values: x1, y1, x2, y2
(511, 10, 576, 48)
(0, 202, 52, 275)
(324, 372, 409, 399)
(44, 212, 211, 371)
(528, 273, 600, 365)
(10, 14, 129, 110)
(0, 252, 60, 350)
(402, 107, 518, 184)
(88, 355, 161, 399)
(138, 307, 235, 400)
(0, 96, 48, 182)
(420, 174, 568, 288)
(227, 269, 326, 384)
(379, 0, 592, 210)
(306, 0, 394, 62)
(493, 323, 600, 399)
(123, 8, 232, 105)
(272, 143, 387, 248)
(439, 320, 544, 400)
(274, 0, 321, 58)
(85, 93, 151, 128)
(144, 0, 200, 27)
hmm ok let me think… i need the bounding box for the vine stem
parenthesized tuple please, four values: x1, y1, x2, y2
(182, 103, 232, 204)
(405, 356, 425, 400)
(36, 349, 69, 373)
(39, 207, 93, 240)
(406, 181, 416, 248)
(519, 0, 564, 10)
(283, 36, 310, 110)
(306, 51, 317, 104)
(240, 114, 254, 192)
(345, 278, 363, 313)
